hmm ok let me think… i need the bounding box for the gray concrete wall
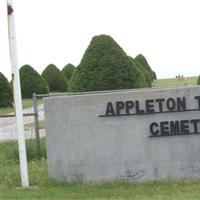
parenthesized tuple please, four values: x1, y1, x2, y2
(44, 87, 200, 182)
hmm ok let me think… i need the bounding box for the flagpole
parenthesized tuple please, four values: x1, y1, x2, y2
(7, 0, 29, 188)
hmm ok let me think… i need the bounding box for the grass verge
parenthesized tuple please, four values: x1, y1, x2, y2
(0, 138, 46, 162)
(0, 98, 43, 116)
(1, 140, 200, 199)
(25, 120, 45, 131)
(0, 159, 200, 200)
(152, 76, 198, 88)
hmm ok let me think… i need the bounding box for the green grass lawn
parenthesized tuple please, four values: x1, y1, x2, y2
(25, 120, 45, 131)
(152, 76, 198, 88)
(1, 80, 200, 199)
(1, 140, 200, 199)
(0, 160, 200, 200)
(0, 98, 43, 116)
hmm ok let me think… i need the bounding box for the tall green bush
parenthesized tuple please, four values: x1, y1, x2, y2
(20, 65, 49, 98)
(69, 35, 147, 92)
(135, 54, 157, 81)
(197, 75, 200, 85)
(128, 56, 149, 88)
(42, 64, 67, 92)
(62, 63, 75, 83)
(0, 72, 13, 107)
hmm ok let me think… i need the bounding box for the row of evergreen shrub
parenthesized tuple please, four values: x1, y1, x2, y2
(20, 63, 76, 98)
(1, 34, 157, 105)
(20, 35, 156, 96)
(0, 64, 75, 106)
(68, 35, 156, 92)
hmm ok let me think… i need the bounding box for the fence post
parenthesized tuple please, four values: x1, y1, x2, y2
(32, 93, 40, 157)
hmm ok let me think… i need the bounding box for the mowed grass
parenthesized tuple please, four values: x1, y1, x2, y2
(152, 76, 198, 88)
(0, 160, 200, 200)
(0, 98, 43, 116)
(25, 120, 45, 131)
(0, 139, 47, 162)
(1, 141, 200, 199)
(1, 80, 200, 199)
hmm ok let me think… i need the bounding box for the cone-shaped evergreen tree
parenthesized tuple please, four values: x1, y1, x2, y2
(62, 63, 75, 83)
(20, 65, 49, 98)
(0, 72, 13, 107)
(69, 35, 146, 92)
(128, 56, 149, 88)
(134, 59, 152, 87)
(135, 54, 157, 81)
(42, 64, 67, 92)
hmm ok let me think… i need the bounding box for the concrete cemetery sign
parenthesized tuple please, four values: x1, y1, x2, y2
(101, 96, 200, 137)
(44, 86, 200, 182)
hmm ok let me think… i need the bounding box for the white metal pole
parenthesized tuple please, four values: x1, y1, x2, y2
(7, 0, 29, 188)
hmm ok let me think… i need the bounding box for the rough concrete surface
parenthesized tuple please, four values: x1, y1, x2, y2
(44, 87, 200, 182)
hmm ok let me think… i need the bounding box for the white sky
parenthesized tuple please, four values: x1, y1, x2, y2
(0, 0, 200, 80)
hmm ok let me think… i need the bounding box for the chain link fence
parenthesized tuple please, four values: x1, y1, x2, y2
(1, 89, 137, 160)
(1, 92, 70, 160)
(32, 89, 138, 144)
(0, 97, 41, 159)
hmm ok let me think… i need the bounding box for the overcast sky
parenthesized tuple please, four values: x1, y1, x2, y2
(0, 0, 200, 80)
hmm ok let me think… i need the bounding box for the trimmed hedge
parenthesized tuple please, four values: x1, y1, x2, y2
(62, 63, 75, 83)
(69, 35, 148, 92)
(42, 64, 67, 92)
(135, 54, 157, 82)
(128, 56, 149, 88)
(20, 65, 49, 98)
(0, 72, 13, 107)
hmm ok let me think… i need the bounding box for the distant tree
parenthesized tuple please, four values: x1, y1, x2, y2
(69, 34, 147, 92)
(130, 58, 152, 87)
(20, 65, 49, 98)
(62, 63, 75, 83)
(128, 56, 149, 88)
(135, 54, 157, 81)
(42, 64, 67, 92)
(197, 75, 200, 85)
(0, 72, 13, 107)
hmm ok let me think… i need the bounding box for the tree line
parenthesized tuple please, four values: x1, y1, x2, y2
(0, 63, 75, 107)
(1, 34, 199, 108)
